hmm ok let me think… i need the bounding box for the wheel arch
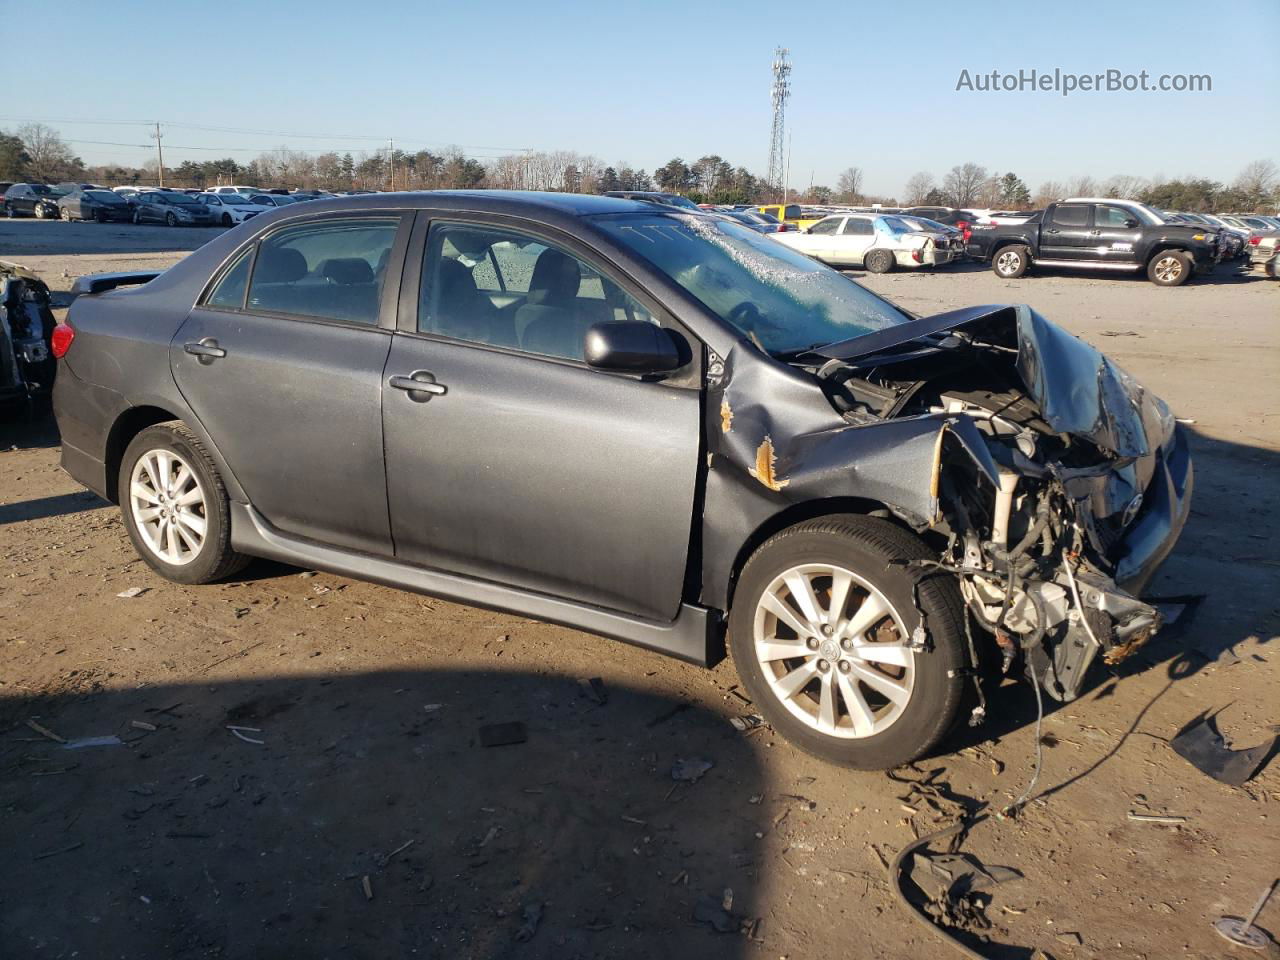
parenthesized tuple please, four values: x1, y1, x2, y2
(720, 496, 913, 614)
(1146, 242, 1191, 262)
(103, 405, 244, 505)
(990, 238, 1029, 260)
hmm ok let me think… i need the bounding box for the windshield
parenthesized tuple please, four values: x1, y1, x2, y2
(85, 190, 121, 202)
(30, 184, 53, 195)
(166, 193, 201, 205)
(219, 194, 249, 204)
(594, 213, 912, 354)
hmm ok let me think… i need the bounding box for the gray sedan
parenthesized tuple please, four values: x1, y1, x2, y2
(51, 191, 1191, 770)
(132, 191, 217, 226)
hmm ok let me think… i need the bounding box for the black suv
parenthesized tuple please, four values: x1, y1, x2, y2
(3, 183, 63, 219)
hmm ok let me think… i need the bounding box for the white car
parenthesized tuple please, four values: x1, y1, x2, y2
(209, 185, 263, 196)
(775, 213, 960, 272)
(198, 192, 269, 227)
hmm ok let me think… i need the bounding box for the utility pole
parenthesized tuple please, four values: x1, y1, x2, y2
(784, 130, 792, 203)
(152, 122, 165, 188)
(388, 138, 395, 191)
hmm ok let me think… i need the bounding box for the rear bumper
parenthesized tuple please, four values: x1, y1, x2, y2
(52, 359, 121, 501)
(1115, 423, 1194, 596)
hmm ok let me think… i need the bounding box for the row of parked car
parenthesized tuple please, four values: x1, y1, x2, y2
(0, 182, 364, 227)
(654, 192, 1279, 284)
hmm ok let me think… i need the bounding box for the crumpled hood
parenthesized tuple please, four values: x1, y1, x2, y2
(814, 303, 1173, 463)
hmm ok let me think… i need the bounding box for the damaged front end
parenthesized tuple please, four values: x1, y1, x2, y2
(1, 260, 58, 415)
(709, 303, 1192, 703)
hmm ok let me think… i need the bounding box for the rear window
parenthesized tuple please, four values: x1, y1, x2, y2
(245, 217, 398, 325)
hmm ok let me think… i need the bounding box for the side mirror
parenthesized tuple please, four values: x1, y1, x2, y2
(584, 321, 686, 374)
(1123, 217, 1139, 228)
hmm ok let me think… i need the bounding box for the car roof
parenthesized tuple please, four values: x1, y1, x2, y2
(241, 190, 664, 218)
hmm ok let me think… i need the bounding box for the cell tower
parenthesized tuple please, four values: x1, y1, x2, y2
(767, 47, 791, 199)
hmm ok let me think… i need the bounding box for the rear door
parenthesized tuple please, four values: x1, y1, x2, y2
(1089, 203, 1143, 265)
(1040, 203, 1092, 259)
(381, 216, 703, 621)
(171, 212, 410, 555)
(834, 216, 876, 265)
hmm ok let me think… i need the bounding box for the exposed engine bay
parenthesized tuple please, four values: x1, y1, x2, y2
(1, 260, 58, 415)
(798, 304, 1191, 703)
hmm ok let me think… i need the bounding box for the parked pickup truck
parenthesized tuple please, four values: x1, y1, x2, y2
(966, 198, 1219, 286)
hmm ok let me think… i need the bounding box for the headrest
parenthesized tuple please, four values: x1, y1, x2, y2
(321, 257, 375, 285)
(526, 249, 580, 305)
(255, 247, 307, 283)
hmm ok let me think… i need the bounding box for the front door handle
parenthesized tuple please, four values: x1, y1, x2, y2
(1046, 228, 1060, 234)
(389, 371, 447, 400)
(184, 337, 226, 364)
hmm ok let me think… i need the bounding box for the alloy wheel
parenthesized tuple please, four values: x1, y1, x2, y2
(996, 250, 1021, 275)
(1153, 255, 1182, 283)
(129, 449, 208, 566)
(751, 563, 915, 738)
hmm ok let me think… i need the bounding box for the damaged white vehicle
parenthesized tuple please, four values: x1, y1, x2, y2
(775, 212, 961, 273)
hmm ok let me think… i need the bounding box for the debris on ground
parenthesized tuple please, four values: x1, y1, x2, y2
(645, 702, 691, 727)
(361, 875, 373, 900)
(374, 838, 415, 868)
(226, 725, 264, 745)
(692, 889, 760, 936)
(63, 735, 123, 750)
(888, 765, 973, 825)
(671, 758, 714, 783)
(1170, 711, 1278, 786)
(515, 903, 543, 942)
(1213, 878, 1278, 950)
(729, 714, 765, 732)
(130, 720, 157, 732)
(478, 722, 527, 748)
(25, 718, 65, 743)
(577, 677, 608, 705)
(116, 587, 148, 599)
(1127, 811, 1188, 825)
(910, 849, 1024, 934)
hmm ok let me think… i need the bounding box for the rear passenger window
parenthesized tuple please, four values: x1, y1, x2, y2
(246, 218, 397, 325)
(1050, 204, 1089, 227)
(206, 248, 252, 310)
(843, 219, 874, 235)
(420, 223, 654, 362)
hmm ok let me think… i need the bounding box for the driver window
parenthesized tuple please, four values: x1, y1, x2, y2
(420, 223, 654, 362)
(1096, 205, 1134, 228)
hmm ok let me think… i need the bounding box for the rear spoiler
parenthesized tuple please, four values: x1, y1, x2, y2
(70, 271, 162, 297)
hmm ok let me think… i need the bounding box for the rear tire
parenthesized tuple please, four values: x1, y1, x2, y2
(727, 516, 966, 769)
(165, 212, 177, 227)
(118, 421, 249, 585)
(1148, 250, 1191, 286)
(864, 249, 894, 274)
(60, 206, 72, 222)
(34, 205, 49, 219)
(993, 244, 1030, 278)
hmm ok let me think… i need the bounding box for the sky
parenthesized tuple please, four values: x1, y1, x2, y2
(4, 0, 1278, 197)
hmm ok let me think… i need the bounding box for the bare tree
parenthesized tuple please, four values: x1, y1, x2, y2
(942, 163, 987, 206)
(1063, 175, 1098, 198)
(17, 123, 83, 182)
(1033, 180, 1065, 207)
(836, 166, 864, 202)
(1234, 159, 1278, 208)
(902, 171, 935, 206)
(975, 175, 1003, 208)
(1103, 174, 1146, 200)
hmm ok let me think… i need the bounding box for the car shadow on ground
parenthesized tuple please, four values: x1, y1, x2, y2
(0, 490, 109, 525)
(1, 668, 772, 959)
(0, 411, 60, 450)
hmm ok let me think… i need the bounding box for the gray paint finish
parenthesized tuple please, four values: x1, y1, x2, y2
(382, 334, 701, 620)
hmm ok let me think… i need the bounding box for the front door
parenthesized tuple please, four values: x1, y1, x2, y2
(382, 218, 703, 621)
(1040, 203, 1093, 259)
(1088, 203, 1144, 265)
(171, 213, 407, 555)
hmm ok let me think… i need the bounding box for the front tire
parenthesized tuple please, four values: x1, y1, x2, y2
(993, 244, 1030, 278)
(727, 516, 966, 769)
(118, 421, 249, 585)
(34, 204, 49, 219)
(864, 249, 894, 274)
(222, 213, 232, 227)
(1148, 250, 1191, 286)
(165, 212, 177, 227)
(60, 206, 72, 222)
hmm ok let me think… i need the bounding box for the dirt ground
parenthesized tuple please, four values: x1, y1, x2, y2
(2, 218, 1278, 960)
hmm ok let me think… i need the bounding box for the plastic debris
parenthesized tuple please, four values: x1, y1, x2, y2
(1170, 711, 1278, 786)
(116, 587, 148, 598)
(226, 725, 265, 745)
(515, 903, 543, 942)
(62, 735, 124, 750)
(729, 714, 765, 732)
(478, 722, 527, 747)
(25, 719, 65, 743)
(671, 758, 714, 783)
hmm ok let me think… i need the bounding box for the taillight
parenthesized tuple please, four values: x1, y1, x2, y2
(962, 226, 972, 243)
(51, 323, 75, 358)
(1249, 235, 1261, 245)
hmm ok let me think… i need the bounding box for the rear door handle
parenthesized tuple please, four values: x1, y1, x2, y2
(184, 338, 226, 364)
(389, 371, 447, 400)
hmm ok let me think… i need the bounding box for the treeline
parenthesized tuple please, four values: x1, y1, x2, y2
(2, 123, 1276, 213)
